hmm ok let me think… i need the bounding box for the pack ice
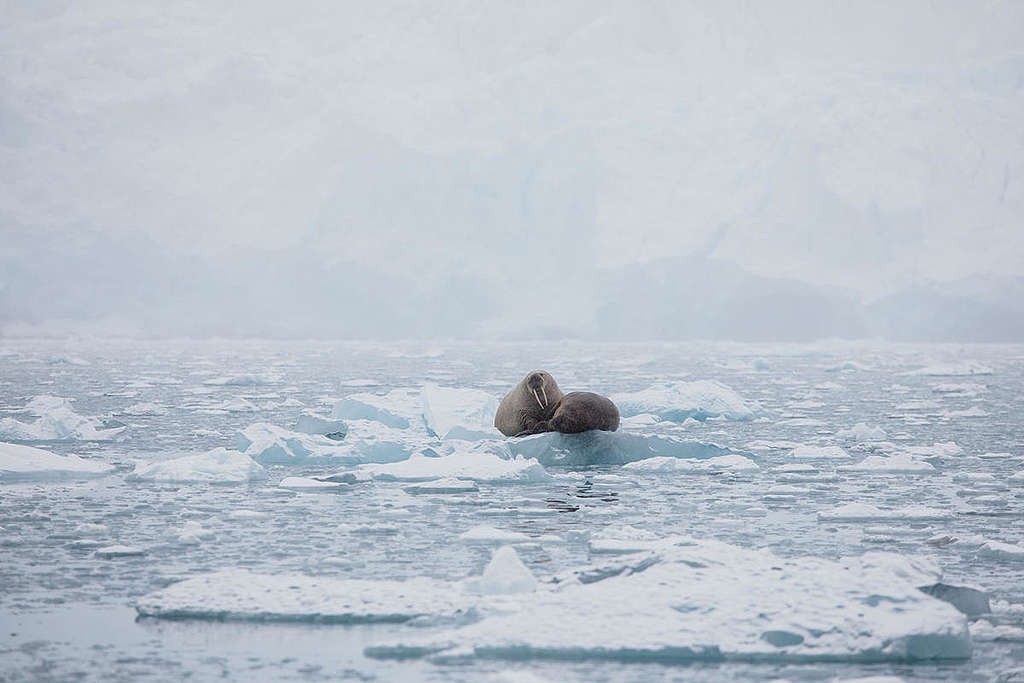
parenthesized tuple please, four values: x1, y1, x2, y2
(332, 385, 500, 440)
(234, 422, 420, 465)
(611, 380, 761, 422)
(0, 396, 125, 441)
(136, 538, 970, 663)
(509, 430, 740, 466)
(0, 441, 114, 481)
(129, 448, 265, 484)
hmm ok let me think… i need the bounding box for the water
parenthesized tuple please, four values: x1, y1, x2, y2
(1, 339, 1023, 681)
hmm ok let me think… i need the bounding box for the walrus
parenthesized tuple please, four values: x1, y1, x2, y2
(514, 391, 620, 437)
(494, 370, 564, 437)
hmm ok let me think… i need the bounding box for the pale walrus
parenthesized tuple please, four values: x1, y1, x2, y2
(515, 391, 620, 437)
(494, 370, 564, 437)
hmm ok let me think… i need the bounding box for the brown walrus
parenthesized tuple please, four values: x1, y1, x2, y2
(515, 391, 620, 437)
(494, 371, 620, 437)
(494, 370, 564, 437)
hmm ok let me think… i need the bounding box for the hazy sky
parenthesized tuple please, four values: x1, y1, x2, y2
(2, 1, 1022, 338)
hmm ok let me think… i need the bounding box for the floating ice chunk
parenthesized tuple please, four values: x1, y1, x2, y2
(331, 389, 419, 429)
(978, 541, 1024, 561)
(0, 396, 125, 441)
(330, 443, 552, 484)
(459, 525, 532, 544)
(620, 414, 662, 428)
(827, 360, 871, 372)
(943, 407, 988, 418)
(421, 384, 500, 440)
(0, 442, 114, 481)
(129, 448, 265, 484)
(202, 374, 273, 386)
(789, 445, 851, 460)
(918, 583, 990, 617)
(746, 440, 802, 452)
(838, 454, 936, 474)
(234, 423, 346, 464)
(611, 380, 760, 422)
(136, 569, 470, 622)
(366, 538, 969, 664)
(903, 363, 994, 376)
(213, 397, 259, 413)
(904, 442, 964, 459)
(775, 463, 818, 473)
(464, 546, 537, 595)
(894, 400, 942, 411)
(509, 430, 738, 466)
(95, 545, 146, 558)
(976, 452, 1016, 460)
(931, 383, 987, 396)
(926, 533, 988, 550)
(174, 521, 215, 545)
(279, 477, 348, 491)
(74, 522, 109, 536)
(836, 423, 887, 442)
(280, 397, 305, 407)
(623, 454, 759, 474)
(405, 478, 479, 494)
(119, 402, 169, 416)
(293, 412, 348, 438)
(1010, 471, 1024, 482)
(588, 526, 662, 554)
(818, 504, 953, 522)
(969, 621, 1024, 642)
(229, 509, 268, 520)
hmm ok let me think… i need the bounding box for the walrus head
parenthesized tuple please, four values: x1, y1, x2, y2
(524, 370, 558, 411)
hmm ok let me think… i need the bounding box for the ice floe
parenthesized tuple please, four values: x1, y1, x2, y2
(119, 402, 169, 416)
(0, 441, 114, 481)
(332, 389, 419, 429)
(818, 504, 953, 522)
(837, 454, 936, 474)
(278, 476, 348, 491)
(458, 526, 534, 544)
(366, 538, 969, 663)
(325, 444, 552, 485)
(789, 445, 851, 460)
(420, 384, 500, 440)
(611, 380, 761, 422)
(235, 422, 416, 465)
(129, 448, 265, 484)
(622, 454, 759, 474)
(0, 396, 125, 441)
(95, 545, 146, 558)
(977, 541, 1024, 561)
(463, 546, 537, 595)
(293, 412, 348, 438)
(903, 363, 994, 376)
(508, 430, 738, 466)
(836, 423, 887, 442)
(405, 478, 479, 494)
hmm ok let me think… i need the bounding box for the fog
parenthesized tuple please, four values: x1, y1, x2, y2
(2, 1, 1022, 340)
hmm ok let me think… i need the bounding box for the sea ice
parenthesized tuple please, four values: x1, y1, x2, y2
(365, 537, 969, 663)
(325, 443, 552, 484)
(404, 478, 479, 494)
(458, 526, 532, 544)
(331, 389, 420, 429)
(508, 430, 738, 466)
(95, 545, 146, 558)
(293, 412, 348, 438)
(420, 384, 500, 440)
(818, 504, 953, 522)
(622, 454, 759, 474)
(278, 477, 348, 491)
(173, 521, 215, 545)
(977, 541, 1024, 561)
(463, 546, 537, 595)
(903, 363, 994, 376)
(789, 445, 851, 460)
(611, 380, 761, 422)
(129, 448, 265, 484)
(234, 423, 348, 464)
(202, 374, 273, 386)
(119, 402, 169, 416)
(836, 423, 887, 442)
(136, 569, 470, 622)
(0, 441, 114, 481)
(0, 396, 125, 441)
(837, 454, 936, 474)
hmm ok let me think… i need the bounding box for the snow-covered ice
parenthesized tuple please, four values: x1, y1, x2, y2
(0, 441, 115, 481)
(837, 454, 936, 474)
(463, 547, 537, 595)
(420, 384, 500, 440)
(818, 504, 954, 522)
(129, 448, 265, 483)
(508, 430, 738, 466)
(622, 454, 759, 474)
(326, 444, 552, 484)
(611, 380, 761, 422)
(0, 396, 126, 441)
(789, 445, 851, 460)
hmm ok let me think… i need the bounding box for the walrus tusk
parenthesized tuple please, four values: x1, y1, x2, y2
(540, 385, 548, 407)
(531, 388, 543, 409)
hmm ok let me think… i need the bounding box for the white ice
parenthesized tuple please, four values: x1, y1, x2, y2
(405, 478, 479, 494)
(293, 412, 347, 437)
(129, 447, 265, 484)
(818, 503, 953, 522)
(420, 383, 501, 440)
(509, 430, 737, 466)
(622, 454, 759, 474)
(837, 454, 936, 474)
(611, 380, 761, 422)
(331, 389, 421, 429)
(324, 443, 552, 484)
(836, 423, 887, 442)
(789, 445, 851, 460)
(902, 363, 994, 376)
(0, 441, 114, 481)
(463, 547, 537, 596)
(0, 396, 125, 441)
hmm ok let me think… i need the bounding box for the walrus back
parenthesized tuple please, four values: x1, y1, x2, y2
(548, 392, 620, 434)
